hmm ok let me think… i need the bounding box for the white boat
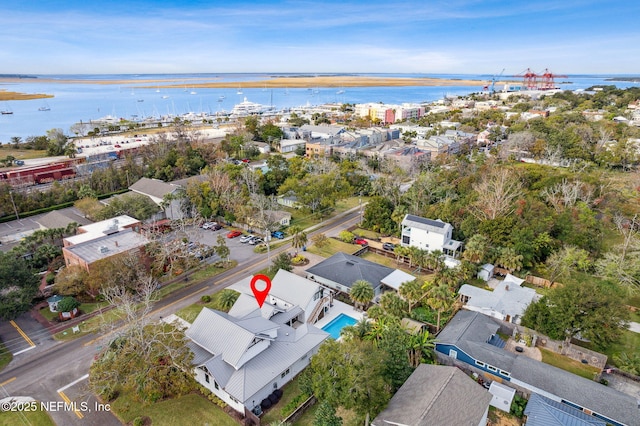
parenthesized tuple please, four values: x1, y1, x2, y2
(230, 97, 274, 116)
(237, 87, 243, 95)
(38, 102, 51, 111)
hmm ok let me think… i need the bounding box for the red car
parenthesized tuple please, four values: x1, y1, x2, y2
(353, 237, 368, 246)
(226, 230, 242, 238)
(114, 144, 121, 148)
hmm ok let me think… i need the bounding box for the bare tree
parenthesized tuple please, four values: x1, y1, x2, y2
(540, 179, 594, 213)
(471, 167, 523, 221)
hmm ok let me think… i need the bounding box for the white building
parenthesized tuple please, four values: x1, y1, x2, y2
(400, 214, 462, 259)
(185, 270, 331, 417)
(458, 274, 539, 324)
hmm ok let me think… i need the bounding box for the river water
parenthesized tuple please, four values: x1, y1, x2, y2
(0, 73, 637, 142)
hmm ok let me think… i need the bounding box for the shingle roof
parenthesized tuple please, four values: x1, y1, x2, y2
(524, 393, 607, 426)
(511, 357, 640, 426)
(437, 311, 640, 426)
(371, 364, 492, 426)
(36, 209, 91, 229)
(305, 252, 394, 289)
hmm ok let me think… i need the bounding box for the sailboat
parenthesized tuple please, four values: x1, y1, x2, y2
(1, 104, 13, 115)
(237, 86, 243, 95)
(38, 101, 51, 111)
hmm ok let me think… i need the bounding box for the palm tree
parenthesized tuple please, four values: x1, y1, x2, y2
(399, 279, 425, 314)
(425, 281, 453, 332)
(289, 225, 307, 254)
(497, 246, 523, 273)
(393, 245, 410, 265)
(218, 290, 239, 311)
(350, 280, 374, 311)
(462, 234, 490, 264)
(341, 317, 371, 341)
(425, 249, 445, 273)
(408, 330, 435, 367)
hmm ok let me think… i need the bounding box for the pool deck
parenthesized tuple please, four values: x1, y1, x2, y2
(314, 300, 364, 330)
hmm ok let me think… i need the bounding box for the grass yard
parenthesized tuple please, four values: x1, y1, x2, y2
(0, 405, 55, 426)
(260, 374, 307, 425)
(539, 348, 601, 380)
(175, 288, 240, 323)
(110, 392, 237, 426)
(0, 341, 12, 371)
(0, 147, 48, 161)
(591, 329, 640, 367)
(307, 238, 359, 258)
(352, 227, 381, 240)
(360, 251, 397, 268)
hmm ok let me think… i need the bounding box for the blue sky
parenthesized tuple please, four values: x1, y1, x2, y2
(2, 0, 639, 75)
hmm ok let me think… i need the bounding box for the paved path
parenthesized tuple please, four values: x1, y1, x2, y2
(629, 322, 640, 333)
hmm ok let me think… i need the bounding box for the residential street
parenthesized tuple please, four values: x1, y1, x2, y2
(0, 208, 360, 425)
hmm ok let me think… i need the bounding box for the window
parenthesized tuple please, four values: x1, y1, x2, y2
(205, 374, 210, 383)
(499, 370, 511, 377)
(402, 235, 410, 245)
(281, 368, 290, 379)
(273, 382, 278, 389)
(475, 360, 485, 367)
(449, 349, 457, 359)
(214, 381, 219, 390)
(487, 365, 497, 372)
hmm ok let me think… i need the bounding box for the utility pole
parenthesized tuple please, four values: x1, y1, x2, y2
(9, 190, 19, 220)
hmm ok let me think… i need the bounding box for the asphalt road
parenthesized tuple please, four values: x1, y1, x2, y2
(0, 208, 360, 425)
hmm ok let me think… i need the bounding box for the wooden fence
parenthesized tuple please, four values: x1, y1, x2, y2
(525, 274, 559, 288)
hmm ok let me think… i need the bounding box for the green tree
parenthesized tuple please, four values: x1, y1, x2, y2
(289, 225, 308, 254)
(0, 252, 39, 320)
(57, 296, 80, 313)
(362, 196, 396, 234)
(217, 289, 239, 311)
(311, 233, 329, 249)
(399, 279, 425, 314)
(379, 292, 408, 319)
(408, 330, 435, 367)
(270, 252, 292, 274)
(214, 235, 230, 264)
(313, 400, 342, 426)
(425, 281, 453, 331)
(54, 265, 89, 297)
(462, 234, 490, 264)
(338, 230, 355, 243)
(496, 246, 524, 273)
(522, 280, 630, 350)
(350, 280, 374, 311)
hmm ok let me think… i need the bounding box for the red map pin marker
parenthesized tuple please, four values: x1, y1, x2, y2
(250, 274, 272, 308)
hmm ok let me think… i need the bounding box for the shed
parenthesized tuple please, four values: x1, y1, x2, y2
(478, 263, 495, 281)
(488, 381, 515, 413)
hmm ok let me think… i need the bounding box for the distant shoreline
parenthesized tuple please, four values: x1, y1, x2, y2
(0, 75, 487, 101)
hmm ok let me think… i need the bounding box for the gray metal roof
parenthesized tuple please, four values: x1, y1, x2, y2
(36, 209, 91, 229)
(187, 307, 329, 403)
(305, 252, 394, 289)
(524, 393, 606, 426)
(371, 364, 492, 426)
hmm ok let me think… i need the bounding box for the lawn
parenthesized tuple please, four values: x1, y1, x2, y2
(307, 238, 359, 258)
(0, 341, 11, 371)
(110, 392, 237, 426)
(539, 348, 601, 380)
(353, 227, 381, 240)
(588, 329, 640, 368)
(260, 374, 308, 425)
(175, 289, 240, 323)
(40, 301, 108, 322)
(0, 405, 55, 426)
(0, 147, 48, 161)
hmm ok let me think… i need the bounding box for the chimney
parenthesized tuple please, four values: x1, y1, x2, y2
(505, 285, 510, 291)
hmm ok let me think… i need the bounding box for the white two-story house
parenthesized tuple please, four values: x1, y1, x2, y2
(400, 214, 462, 261)
(185, 270, 331, 418)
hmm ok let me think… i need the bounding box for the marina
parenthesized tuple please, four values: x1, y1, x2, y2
(0, 73, 638, 142)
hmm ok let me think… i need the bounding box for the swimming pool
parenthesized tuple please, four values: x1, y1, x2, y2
(321, 313, 358, 339)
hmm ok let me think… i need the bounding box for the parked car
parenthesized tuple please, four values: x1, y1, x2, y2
(249, 237, 263, 245)
(202, 222, 215, 230)
(210, 223, 222, 231)
(271, 231, 285, 239)
(240, 234, 255, 243)
(226, 230, 242, 238)
(382, 242, 396, 251)
(353, 237, 368, 246)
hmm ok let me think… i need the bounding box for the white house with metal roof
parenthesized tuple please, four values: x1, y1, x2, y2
(185, 270, 331, 416)
(400, 214, 462, 259)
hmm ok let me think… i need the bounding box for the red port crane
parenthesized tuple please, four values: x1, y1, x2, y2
(539, 68, 568, 90)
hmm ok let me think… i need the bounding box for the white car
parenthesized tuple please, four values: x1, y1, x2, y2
(249, 237, 263, 245)
(202, 222, 215, 230)
(239, 234, 255, 243)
